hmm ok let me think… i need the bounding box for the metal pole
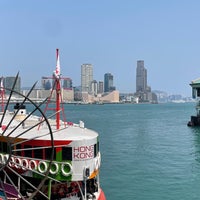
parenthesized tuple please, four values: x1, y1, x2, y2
(84, 177, 87, 200)
(48, 179, 52, 199)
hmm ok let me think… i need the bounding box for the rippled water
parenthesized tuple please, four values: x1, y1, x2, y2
(55, 103, 200, 200)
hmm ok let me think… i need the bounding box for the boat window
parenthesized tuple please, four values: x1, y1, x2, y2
(94, 142, 99, 157)
(45, 148, 56, 160)
(34, 146, 43, 159)
(2, 142, 8, 153)
(24, 145, 32, 158)
(94, 144, 97, 157)
(15, 144, 21, 156)
(62, 147, 72, 161)
(0, 142, 2, 152)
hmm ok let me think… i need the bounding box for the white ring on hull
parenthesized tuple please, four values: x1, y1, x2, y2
(61, 163, 72, 177)
(50, 162, 59, 175)
(38, 161, 48, 173)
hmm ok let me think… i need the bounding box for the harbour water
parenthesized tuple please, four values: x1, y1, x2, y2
(51, 103, 200, 199)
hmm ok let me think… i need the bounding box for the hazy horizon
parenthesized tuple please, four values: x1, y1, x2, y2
(1, 1, 200, 97)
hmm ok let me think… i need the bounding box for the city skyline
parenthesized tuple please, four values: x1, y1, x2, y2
(1, 61, 191, 98)
(1, 1, 200, 97)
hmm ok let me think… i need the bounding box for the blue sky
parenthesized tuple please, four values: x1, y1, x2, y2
(1, 0, 200, 96)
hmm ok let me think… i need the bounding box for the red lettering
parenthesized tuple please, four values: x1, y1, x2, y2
(74, 153, 79, 159)
(85, 145, 93, 152)
(80, 146, 85, 152)
(74, 147, 79, 152)
(73, 145, 94, 160)
(85, 152, 91, 158)
(80, 153, 85, 159)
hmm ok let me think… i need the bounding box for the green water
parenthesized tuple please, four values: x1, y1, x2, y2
(63, 102, 200, 200)
(24, 102, 199, 199)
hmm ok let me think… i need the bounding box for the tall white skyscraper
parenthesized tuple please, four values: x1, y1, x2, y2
(81, 64, 93, 93)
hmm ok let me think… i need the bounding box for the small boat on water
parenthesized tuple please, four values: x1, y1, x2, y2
(0, 49, 106, 200)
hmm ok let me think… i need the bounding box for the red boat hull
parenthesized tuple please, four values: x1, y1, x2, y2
(98, 189, 106, 200)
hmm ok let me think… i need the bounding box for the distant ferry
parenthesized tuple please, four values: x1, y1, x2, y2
(0, 49, 106, 200)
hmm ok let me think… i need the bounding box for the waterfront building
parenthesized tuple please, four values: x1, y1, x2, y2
(22, 88, 74, 102)
(81, 64, 93, 93)
(63, 78, 72, 90)
(187, 78, 200, 126)
(42, 76, 55, 90)
(84, 90, 119, 103)
(73, 87, 82, 101)
(4, 76, 21, 94)
(42, 76, 72, 90)
(104, 73, 116, 92)
(99, 90, 119, 103)
(41, 77, 51, 90)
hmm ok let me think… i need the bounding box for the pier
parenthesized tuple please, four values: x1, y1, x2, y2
(187, 78, 200, 126)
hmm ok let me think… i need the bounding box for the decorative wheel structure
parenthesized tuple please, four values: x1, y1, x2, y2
(0, 74, 55, 200)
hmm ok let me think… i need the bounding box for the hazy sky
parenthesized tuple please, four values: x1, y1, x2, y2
(1, 0, 200, 96)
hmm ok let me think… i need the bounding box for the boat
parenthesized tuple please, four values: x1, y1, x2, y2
(0, 49, 106, 200)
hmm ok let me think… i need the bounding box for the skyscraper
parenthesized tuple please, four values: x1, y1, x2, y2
(91, 80, 98, 96)
(136, 60, 147, 93)
(98, 81, 104, 94)
(135, 60, 157, 103)
(81, 64, 93, 93)
(104, 73, 115, 92)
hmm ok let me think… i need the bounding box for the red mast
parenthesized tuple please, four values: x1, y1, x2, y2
(39, 49, 68, 131)
(55, 49, 61, 130)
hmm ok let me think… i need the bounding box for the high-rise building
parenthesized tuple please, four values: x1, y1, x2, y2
(91, 80, 98, 96)
(104, 73, 115, 92)
(98, 81, 104, 94)
(41, 76, 72, 90)
(4, 76, 21, 94)
(136, 60, 147, 93)
(63, 78, 72, 90)
(135, 60, 157, 103)
(41, 77, 52, 90)
(81, 64, 93, 93)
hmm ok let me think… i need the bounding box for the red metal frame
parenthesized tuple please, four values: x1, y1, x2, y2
(38, 49, 67, 130)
